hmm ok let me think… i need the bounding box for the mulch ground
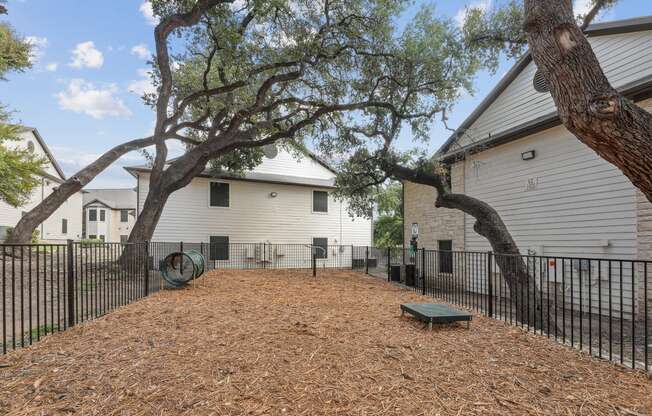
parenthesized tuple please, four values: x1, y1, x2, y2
(1, 269, 651, 416)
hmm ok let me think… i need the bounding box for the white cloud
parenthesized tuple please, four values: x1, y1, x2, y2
(130, 43, 151, 60)
(45, 62, 58, 72)
(455, 0, 491, 28)
(56, 79, 132, 119)
(25, 36, 48, 64)
(128, 68, 157, 97)
(69, 41, 104, 69)
(140, 1, 158, 26)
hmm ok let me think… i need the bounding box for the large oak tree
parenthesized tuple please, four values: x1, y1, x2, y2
(465, 0, 652, 204)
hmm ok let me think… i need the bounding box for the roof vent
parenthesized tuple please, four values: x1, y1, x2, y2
(263, 144, 278, 159)
(533, 69, 550, 93)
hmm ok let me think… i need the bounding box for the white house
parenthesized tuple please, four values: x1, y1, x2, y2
(403, 17, 652, 318)
(0, 127, 82, 242)
(82, 188, 137, 242)
(125, 147, 372, 265)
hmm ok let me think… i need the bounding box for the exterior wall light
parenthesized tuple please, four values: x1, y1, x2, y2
(270, 192, 278, 198)
(521, 150, 536, 161)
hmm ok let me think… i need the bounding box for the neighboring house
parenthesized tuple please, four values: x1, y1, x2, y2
(0, 127, 82, 242)
(124, 147, 372, 265)
(82, 189, 137, 242)
(403, 17, 652, 318)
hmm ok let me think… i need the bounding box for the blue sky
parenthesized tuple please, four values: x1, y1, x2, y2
(1, 0, 651, 188)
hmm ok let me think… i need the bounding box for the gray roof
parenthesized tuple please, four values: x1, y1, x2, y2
(83, 188, 137, 209)
(437, 15, 652, 159)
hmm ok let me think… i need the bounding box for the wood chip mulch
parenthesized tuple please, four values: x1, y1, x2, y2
(0, 269, 651, 415)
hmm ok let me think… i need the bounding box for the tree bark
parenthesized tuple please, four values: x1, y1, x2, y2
(388, 164, 553, 331)
(524, 0, 652, 203)
(6, 136, 155, 244)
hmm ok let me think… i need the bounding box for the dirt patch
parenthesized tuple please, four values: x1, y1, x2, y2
(0, 269, 651, 415)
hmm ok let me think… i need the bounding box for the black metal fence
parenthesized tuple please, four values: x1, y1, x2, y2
(1, 241, 357, 354)
(354, 246, 651, 373)
(3, 240, 650, 373)
(1, 241, 158, 355)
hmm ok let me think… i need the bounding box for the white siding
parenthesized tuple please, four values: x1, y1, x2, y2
(457, 30, 652, 148)
(252, 148, 334, 180)
(0, 130, 82, 241)
(138, 174, 372, 246)
(462, 126, 641, 316)
(463, 125, 637, 258)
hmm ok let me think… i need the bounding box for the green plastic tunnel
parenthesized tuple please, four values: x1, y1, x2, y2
(159, 250, 206, 287)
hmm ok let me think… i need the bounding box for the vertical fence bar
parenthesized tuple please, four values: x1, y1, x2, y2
(387, 247, 391, 282)
(487, 252, 494, 318)
(312, 251, 316, 277)
(421, 248, 426, 296)
(365, 246, 369, 275)
(66, 240, 75, 328)
(144, 241, 150, 297)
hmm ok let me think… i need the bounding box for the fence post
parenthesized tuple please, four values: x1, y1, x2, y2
(312, 251, 317, 277)
(144, 241, 149, 296)
(351, 245, 354, 270)
(387, 247, 391, 282)
(422, 248, 426, 295)
(365, 246, 369, 275)
(66, 239, 75, 328)
(487, 251, 494, 318)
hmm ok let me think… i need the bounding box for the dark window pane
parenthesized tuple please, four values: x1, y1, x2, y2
(438, 240, 452, 273)
(313, 238, 328, 259)
(120, 210, 129, 222)
(210, 236, 229, 260)
(210, 182, 230, 207)
(120, 235, 128, 243)
(99, 210, 106, 222)
(89, 209, 97, 221)
(61, 219, 67, 234)
(313, 191, 328, 212)
(89, 234, 96, 240)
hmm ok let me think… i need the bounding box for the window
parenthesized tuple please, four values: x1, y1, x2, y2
(88, 209, 97, 221)
(312, 237, 328, 259)
(209, 236, 229, 260)
(61, 219, 67, 234)
(438, 240, 453, 273)
(89, 234, 97, 240)
(99, 235, 105, 242)
(120, 235, 128, 243)
(312, 191, 328, 213)
(209, 182, 230, 207)
(99, 210, 106, 222)
(120, 210, 129, 222)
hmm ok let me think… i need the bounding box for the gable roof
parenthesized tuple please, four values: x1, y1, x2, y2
(83, 188, 137, 209)
(20, 127, 67, 180)
(123, 146, 338, 188)
(437, 16, 652, 161)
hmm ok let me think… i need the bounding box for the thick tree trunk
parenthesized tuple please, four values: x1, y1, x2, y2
(389, 164, 553, 331)
(524, 0, 652, 203)
(127, 146, 214, 243)
(6, 136, 155, 244)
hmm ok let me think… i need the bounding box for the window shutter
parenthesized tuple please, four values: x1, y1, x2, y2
(62, 219, 67, 234)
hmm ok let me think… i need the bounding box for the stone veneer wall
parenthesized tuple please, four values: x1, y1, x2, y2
(637, 190, 652, 319)
(403, 161, 465, 251)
